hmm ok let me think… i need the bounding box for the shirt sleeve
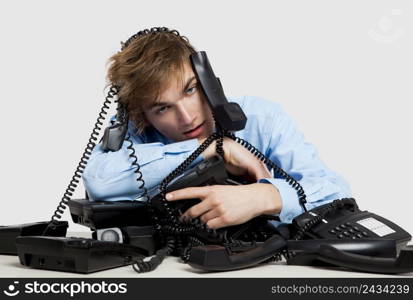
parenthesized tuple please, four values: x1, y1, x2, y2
(82, 136, 203, 202)
(257, 104, 352, 224)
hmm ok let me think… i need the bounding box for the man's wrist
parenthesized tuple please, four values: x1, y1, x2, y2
(258, 183, 282, 215)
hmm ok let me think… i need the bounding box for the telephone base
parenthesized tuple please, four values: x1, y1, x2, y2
(0, 221, 68, 255)
(16, 236, 147, 274)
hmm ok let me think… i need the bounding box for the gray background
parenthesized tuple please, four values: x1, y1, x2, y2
(0, 0, 411, 235)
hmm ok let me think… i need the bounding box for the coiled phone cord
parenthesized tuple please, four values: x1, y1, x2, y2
(134, 125, 310, 272)
(41, 86, 148, 235)
(132, 236, 175, 273)
(223, 132, 308, 212)
(132, 130, 225, 272)
(292, 197, 355, 240)
(124, 131, 148, 196)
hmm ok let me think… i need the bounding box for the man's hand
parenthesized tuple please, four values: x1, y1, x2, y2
(199, 137, 272, 182)
(166, 183, 282, 229)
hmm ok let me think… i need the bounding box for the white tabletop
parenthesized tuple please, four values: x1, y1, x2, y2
(1, 232, 412, 278)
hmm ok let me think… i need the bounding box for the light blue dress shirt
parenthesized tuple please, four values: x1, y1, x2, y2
(82, 96, 352, 224)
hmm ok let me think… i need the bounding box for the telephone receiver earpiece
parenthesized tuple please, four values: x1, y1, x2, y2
(314, 244, 413, 274)
(101, 103, 128, 152)
(102, 51, 247, 152)
(190, 51, 247, 132)
(101, 122, 128, 152)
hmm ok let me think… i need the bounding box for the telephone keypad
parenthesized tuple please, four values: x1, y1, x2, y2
(328, 223, 370, 239)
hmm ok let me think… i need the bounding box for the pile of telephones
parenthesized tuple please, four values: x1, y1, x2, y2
(1, 37, 413, 274)
(2, 154, 413, 274)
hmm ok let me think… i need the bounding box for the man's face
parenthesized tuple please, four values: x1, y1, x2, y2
(143, 62, 215, 142)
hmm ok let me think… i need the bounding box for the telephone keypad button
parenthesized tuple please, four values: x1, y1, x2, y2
(329, 229, 336, 234)
(356, 233, 363, 238)
(362, 231, 369, 237)
(334, 226, 342, 231)
(345, 222, 351, 226)
(338, 234, 344, 239)
(343, 231, 350, 237)
(353, 226, 360, 232)
(340, 224, 347, 229)
(349, 229, 355, 234)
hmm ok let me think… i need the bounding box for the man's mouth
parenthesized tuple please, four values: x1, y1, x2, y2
(183, 122, 205, 137)
(183, 122, 204, 134)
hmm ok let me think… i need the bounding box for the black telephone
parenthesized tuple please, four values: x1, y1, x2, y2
(174, 185, 413, 273)
(290, 198, 411, 250)
(283, 198, 413, 274)
(2, 27, 413, 275)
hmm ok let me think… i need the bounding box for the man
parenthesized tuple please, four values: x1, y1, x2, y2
(82, 28, 351, 230)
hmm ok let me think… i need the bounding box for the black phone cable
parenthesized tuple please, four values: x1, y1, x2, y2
(132, 236, 175, 273)
(133, 132, 227, 273)
(292, 198, 355, 240)
(124, 131, 149, 200)
(224, 131, 308, 213)
(41, 86, 121, 235)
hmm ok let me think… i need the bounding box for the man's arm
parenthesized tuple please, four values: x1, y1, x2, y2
(82, 136, 203, 201)
(167, 97, 352, 228)
(256, 101, 352, 224)
(166, 137, 283, 229)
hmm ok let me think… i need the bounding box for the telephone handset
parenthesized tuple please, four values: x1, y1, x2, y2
(190, 51, 247, 132)
(149, 155, 288, 271)
(101, 97, 128, 152)
(101, 102, 128, 152)
(150, 162, 413, 273)
(101, 51, 248, 152)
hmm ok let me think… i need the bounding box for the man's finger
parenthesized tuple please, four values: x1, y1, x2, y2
(166, 186, 210, 201)
(206, 217, 225, 230)
(199, 209, 220, 224)
(182, 200, 212, 219)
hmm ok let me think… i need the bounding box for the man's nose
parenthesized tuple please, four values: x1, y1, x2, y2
(177, 103, 195, 125)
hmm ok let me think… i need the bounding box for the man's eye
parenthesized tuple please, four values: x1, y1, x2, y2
(156, 106, 169, 114)
(185, 85, 197, 95)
